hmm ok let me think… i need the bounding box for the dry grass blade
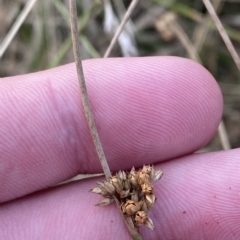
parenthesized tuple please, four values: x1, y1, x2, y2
(162, 11, 230, 150)
(191, 1, 231, 150)
(202, 0, 240, 72)
(193, 0, 223, 52)
(103, 0, 139, 58)
(0, 0, 38, 59)
(112, 0, 135, 38)
(103, 0, 138, 57)
(163, 12, 201, 63)
(56, 173, 105, 186)
(218, 121, 231, 150)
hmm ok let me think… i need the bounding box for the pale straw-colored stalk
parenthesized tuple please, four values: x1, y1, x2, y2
(0, 0, 38, 58)
(202, 0, 240, 72)
(68, 0, 143, 239)
(103, 0, 139, 58)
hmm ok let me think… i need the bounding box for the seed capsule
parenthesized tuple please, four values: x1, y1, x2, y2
(91, 187, 103, 194)
(103, 181, 115, 194)
(137, 171, 150, 185)
(96, 197, 114, 207)
(117, 170, 127, 180)
(110, 176, 122, 194)
(142, 165, 152, 174)
(121, 200, 141, 216)
(141, 183, 153, 194)
(135, 211, 148, 225)
(119, 189, 130, 198)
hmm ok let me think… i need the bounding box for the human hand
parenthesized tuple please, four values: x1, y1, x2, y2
(1, 57, 237, 239)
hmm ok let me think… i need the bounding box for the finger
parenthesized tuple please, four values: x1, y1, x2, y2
(0, 57, 222, 202)
(0, 149, 239, 239)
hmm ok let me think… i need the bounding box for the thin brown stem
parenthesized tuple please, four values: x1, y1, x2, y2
(218, 120, 231, 150)
(0, 0, 38, 58)
(69, 0, 143, 239)
(103, 0, 139, 58)
(69, 0, 111, 179)
(202, 0, 240, 72)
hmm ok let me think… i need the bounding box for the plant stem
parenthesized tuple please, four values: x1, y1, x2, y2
(202, 0, 240, 71)
(68, 0, 144, 239)
(69, 0, 111, 179)
(103, 0, 139, 58)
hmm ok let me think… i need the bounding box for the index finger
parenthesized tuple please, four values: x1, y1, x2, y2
(0, 57, 222, 202)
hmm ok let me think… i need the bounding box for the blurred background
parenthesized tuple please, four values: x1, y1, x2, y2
(0, 0, 240, 151)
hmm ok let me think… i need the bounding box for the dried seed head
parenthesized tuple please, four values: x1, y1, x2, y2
(96, 197, 114, 207)
(96, 182, 107, 191)
(91, 184, 108, 196)
(135, 211, 154, 230)
(145, 194, 156, 209)
(137, 171, 150, 185)
(91, 186, 104, 195)
(135, 211, 148, 225)
(130, 167, 137, 177)
(142, 165, 152, 174)
(153, 169, 163, 182)
(129, 168, 138, 187)
(122, 179, 131, 191)
(110, 176, 122, 194)
(91, 166, 163, 231)
(131, 190, 139, 202)
(121, 200, 141, 216)
(119, 189, 130, 198)
(145, 216, 154, 230)
(117, 170, 127, 180)
(150, 165, 155, 180)
(103, 181, 115, 195)
(129, 175, 138, 187)
(141, 183, 153, 195)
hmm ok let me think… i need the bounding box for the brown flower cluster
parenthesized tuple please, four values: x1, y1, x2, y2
(91, 165, 163, 230)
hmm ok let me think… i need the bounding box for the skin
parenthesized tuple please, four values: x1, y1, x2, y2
(0, 57, 238, 239)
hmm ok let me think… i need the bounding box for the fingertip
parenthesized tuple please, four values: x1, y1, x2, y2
(81, 57, 223, 168)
